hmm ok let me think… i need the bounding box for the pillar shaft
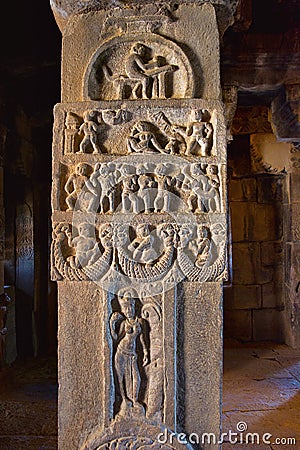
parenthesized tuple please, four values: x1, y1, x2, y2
(51, 3, 229, 449)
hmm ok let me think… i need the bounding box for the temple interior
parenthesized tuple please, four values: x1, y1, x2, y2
(0, 0, 299, 448)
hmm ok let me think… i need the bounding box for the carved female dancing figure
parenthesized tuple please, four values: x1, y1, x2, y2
(110, 290, 149, 416)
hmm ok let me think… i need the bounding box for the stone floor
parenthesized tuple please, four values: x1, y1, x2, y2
(0, 341, 299, 449)
(0, 357, 58, 449)
(222, 339, 300, 449)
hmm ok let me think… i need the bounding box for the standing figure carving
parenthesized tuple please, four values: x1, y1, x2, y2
(206, 164, 221, 212)
(85, 163, 102, 212)
(64, 112, 80, 154)
(78, 110, 101, 154)
(110, 290, 149, 418)
(185, 109, 213, 156)
(182, 163, 209, 212)
(137, 169, 156, 213)
(64, 163, 90, 211)
(89, 163, 117, 213)
(154, 163, 175, 212)
(119, 164, 139, 213)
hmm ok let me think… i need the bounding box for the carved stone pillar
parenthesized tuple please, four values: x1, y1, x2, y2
(50, 2, 230, 449)
(285, 144, 300, 347)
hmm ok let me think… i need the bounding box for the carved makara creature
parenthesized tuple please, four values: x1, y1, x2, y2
(50, 222, 113, 281)
(51, 222, 226, 283)
(177, 223, 227, 282)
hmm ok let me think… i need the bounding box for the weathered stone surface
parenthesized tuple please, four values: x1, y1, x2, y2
(228, 177, 256, 202)
(232, 106, 272, 136)
(262, 282, 284, 309)
(224, 284, 261, 310)
(224, 310, 252, 341)
(257, 175, 285, 204)
(253, 309, 284, 342)
(289, 172, 300, 202)
(270, 87, 300, 143)
(51, 0, 241, 36)
(177, 282, 222, 445)
(261, 241, 283, 267)
(290, 203, 300, 242)
(232, 243, 272, 285)
(230, 203, 282, 242)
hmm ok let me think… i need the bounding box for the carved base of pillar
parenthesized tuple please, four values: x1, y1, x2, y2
(58, 281, 222, 450)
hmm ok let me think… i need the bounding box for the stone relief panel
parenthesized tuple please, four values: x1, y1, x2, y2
(84, 33, 194, 101)
(50, 221, 227, 285)
(50, 222, 113, 281)
(57, 160, 224, 214)
(54, 102, 222, 158)
(51, 100, 228, 289)
(63, 108, 130, 155)
(16, 212, 34, 260)
(109, 288, 163, 421)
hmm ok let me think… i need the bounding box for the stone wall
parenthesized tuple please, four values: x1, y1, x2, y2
(224, 133, 287, 342)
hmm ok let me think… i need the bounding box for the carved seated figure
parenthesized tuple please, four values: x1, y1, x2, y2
(103, 43, 177, 100)
(125, 43, 176, 99)
(67, 222, 99, 268)
(194, 225, 211, 268)
(128, 224, 158, 264)
(127, 121, 164, 154)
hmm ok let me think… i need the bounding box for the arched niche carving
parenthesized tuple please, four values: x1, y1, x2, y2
(83, 34, 195, 101)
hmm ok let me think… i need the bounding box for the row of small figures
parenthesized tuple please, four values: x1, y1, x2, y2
(62, 161, 221, 214)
